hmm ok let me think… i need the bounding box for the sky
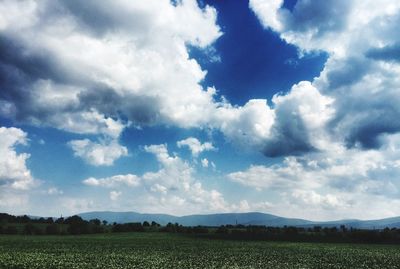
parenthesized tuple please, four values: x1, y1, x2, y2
(1, 0, 400, 221)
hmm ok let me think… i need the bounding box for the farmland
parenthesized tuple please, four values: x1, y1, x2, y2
(1, 233, 399, 269)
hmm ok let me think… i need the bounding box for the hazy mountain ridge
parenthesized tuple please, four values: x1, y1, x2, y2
(78, 211, 400, 229)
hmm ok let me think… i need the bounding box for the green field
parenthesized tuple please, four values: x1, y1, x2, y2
(0, 232, 399, 269)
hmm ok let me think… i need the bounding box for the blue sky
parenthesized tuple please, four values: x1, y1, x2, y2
(1, 0, 400, 220)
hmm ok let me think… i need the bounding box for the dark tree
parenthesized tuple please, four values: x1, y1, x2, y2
(55, 217, 64, 224)
(151, 221, 160, 227)
(5, 226, 18, 234)
(89, 219, 101, 226)
(45, 224, 60, 235)
(65, 215, 89, 235)
(23, 223, 36, 235)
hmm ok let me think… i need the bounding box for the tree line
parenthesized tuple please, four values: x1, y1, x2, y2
(2, 213, 400, 244)
(0, 213, 160, 235)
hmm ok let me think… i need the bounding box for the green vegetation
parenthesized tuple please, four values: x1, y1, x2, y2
(3, 212, 400, 244)
(1, 232, 400, 269)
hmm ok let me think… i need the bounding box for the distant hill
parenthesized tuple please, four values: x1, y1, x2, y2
(78, 211, 400, 229)
(78, 211, 313, 226)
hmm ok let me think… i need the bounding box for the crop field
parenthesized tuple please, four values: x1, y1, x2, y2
(0, 232, 399, 269)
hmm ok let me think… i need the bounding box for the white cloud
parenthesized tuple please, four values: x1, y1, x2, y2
(3, 0, 400, 220)
(144, 144, 178, 167)
(83, 143, 232, 215)
(213, 99, 275, 148)
(250, 0, 400, 150)
(229, 141, 398, 193)
(0, 126, 35, 190)
(211, 161, 216, 170)
(55, 110, 126, 139)
(201, 158, 209, 167)
(251, 0, 400, 55)
(264, 81, 334, 156)
(209, 81, 333, 156)
(177, 137, 215, 157)
(68, 139, 128, 166)
(249, 0, 285, 31)
(83, 174, 140, 188)
(150, 183, 168, 195)
(60, 198, 96, 215)
(228, 1, 400, 218)
(109, 191, 122, 201)
(228, 160, 303, 191)
(0, 0, 222, 135)
(291, 190, 342, 210)
(228, 133, 400, 219)
(47, 187, 63, 195)
(0, 0, 339, 158)
(0, 191, 29, 214)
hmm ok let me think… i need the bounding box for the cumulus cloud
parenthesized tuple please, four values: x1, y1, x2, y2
(208, 81, 333, 157)
(83, 174, 140, 188)
(213, 99, 275, 149)
(263, 81, 334, 156)
(229, 140, 399, 194)
(291, 190, 342, 210)
(228, 160, 302, 191)
(0, 0, 221, 134)
(68, 139, 128, 166)
(4, 0, 400, 219)
(250, 0, 400, 150)
(366, 44, 400, 63)
(0, 0, 355, 161)
(177, 137, 215, 157)
(83, 143, 233, 214)
(0, 0, 341, 158)
(228, 133, 400, 219)
(0, 126, 35, 190)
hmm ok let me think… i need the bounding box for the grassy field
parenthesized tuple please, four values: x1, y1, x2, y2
(0, 232, 399, 269)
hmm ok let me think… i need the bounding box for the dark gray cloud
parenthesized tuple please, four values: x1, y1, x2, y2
(331, 89, 400, 149)
(366, 44, 400, 63)
(78, 88, 162, 125)
(261, 83, 324, 157)
(0, 35, 84, 123)
(57, 0, 152, 37)
(0, 33, 162, 127)
(0, 0, 223, 137)
(263, 114, 315, 157)
(317, 52, 400, 150)
(251, 0, 400, 157)
(325, 57, 371, 90)
(284, 0, 352, 36)
(0, 35, 86, 85)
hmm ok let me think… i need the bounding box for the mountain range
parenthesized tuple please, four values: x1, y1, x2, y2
(78, 211, 400, 229)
